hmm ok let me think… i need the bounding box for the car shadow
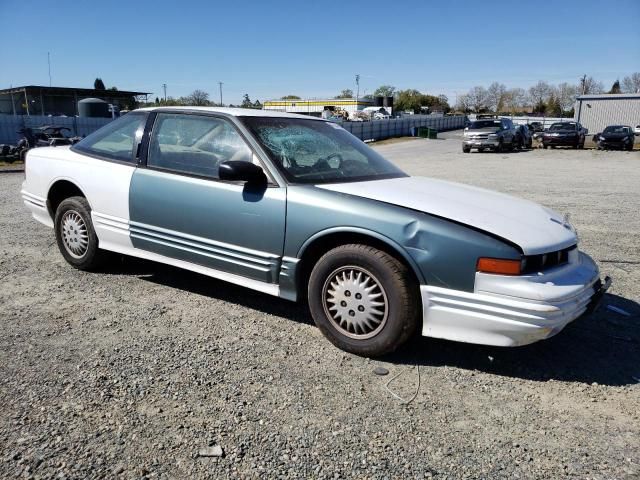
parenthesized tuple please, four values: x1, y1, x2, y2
(384, 293, 640, 387)
(101, 256, 640, 386)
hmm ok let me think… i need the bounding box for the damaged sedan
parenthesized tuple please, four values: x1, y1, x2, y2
(21, 107, 610, 356)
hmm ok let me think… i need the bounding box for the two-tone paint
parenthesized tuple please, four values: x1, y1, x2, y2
(21, 106, 608, 347)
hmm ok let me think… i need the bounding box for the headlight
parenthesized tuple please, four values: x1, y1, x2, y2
(488, 134, 498, 139)
(599, 136, 605, 141)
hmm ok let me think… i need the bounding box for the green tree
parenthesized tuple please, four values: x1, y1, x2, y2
(335, 89, 354, 99)
(281, 95, 301, 100)
(609, 79, 621, 94)
(241, 94, 253, 108)
(394, 89, 423, 113)
(373, 85, 396, 97)
(252, 99, 262, 109)
(94, 78, 106, 90)
(546, 93, 562, 116)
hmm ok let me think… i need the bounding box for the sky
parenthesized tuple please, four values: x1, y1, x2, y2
(1, 0, 638, 105)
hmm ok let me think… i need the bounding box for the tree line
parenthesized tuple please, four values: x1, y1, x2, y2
(456, 73, 640, 115)
(141, 90, 263, 109)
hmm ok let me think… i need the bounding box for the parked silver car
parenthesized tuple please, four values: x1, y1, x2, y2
(463, 117, 517, 153)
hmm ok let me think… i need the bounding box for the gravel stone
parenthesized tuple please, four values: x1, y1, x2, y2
(0, 136, 639, 479)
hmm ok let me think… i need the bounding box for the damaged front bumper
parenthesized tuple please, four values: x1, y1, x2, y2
(420, 252, 611, 347)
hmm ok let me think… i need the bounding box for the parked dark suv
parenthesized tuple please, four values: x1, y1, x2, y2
(542, 122, 587, 149)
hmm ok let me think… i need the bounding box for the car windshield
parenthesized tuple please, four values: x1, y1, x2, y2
(241, 117, 407, 184)
(549, 123, 576, 131)
(469, 120, 502, 129)
(603, 126, 629, 133)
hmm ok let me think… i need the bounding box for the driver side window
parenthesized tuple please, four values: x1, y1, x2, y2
(148, 114, 253, 178)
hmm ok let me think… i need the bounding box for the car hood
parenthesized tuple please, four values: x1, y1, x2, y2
(466, 128, 500, 134)
(317, 176, 577, 255)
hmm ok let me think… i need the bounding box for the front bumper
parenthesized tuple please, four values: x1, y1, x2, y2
(543, 135, 578, 146)
(598, 140, 631, 149)
(420, 252, 610, 347)
(463, 138, 500, 148)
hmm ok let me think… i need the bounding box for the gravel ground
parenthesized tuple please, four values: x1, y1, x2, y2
(1, 135, 639, 479)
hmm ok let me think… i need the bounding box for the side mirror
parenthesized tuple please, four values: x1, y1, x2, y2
(219, 161, 267, 185)
(583, 128, 588, 134)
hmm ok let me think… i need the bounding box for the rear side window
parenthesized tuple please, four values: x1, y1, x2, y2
(147, 113, 252, 179)
(73, 113, 145, 162)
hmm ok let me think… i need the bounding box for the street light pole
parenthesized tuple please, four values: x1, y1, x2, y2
(218, 82, 223, 106)
(162, 83, 167, 102)
(355, 74, 360, 110)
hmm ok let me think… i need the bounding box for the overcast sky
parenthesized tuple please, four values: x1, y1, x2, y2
(1, 0, 638, 104)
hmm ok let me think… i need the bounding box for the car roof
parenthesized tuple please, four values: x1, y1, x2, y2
(134, 106, 325, 120)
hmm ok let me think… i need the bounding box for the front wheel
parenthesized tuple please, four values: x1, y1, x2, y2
(462, 145, 471, 153)
(54, 196, 105, 270)
(308, 244, 419, 357)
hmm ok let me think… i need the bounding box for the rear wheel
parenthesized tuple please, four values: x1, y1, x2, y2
(54, 196, 105, 270)
(308, 244, 419, 357)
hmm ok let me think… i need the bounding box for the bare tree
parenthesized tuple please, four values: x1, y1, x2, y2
(622, 72, 640, 93)
(580, 76, 604, 95)
(528, 81, 552, 106)
(455, 93, 470, 113)
(556, 82, 578, 112)
(502, 88, 527, 113)
(486, 82, 507, 112)
(185, 89, 210, 106)
(465, 86, 489, 112)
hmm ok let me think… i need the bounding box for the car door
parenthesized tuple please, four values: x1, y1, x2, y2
(128, 112, 286, 284)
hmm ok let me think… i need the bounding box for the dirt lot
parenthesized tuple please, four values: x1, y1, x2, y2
(1, 135, 639, 479)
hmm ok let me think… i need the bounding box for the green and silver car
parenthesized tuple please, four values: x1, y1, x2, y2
(21, 107, 610, 356)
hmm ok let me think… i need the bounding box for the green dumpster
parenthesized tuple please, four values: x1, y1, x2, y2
(428, 128, 438, 139)
(417, 126, 429, 138)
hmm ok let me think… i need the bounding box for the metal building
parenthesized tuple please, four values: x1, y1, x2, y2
(263, 98, 376, 117)
(575, 93, 640, 133)
(0, 85, 150, 117)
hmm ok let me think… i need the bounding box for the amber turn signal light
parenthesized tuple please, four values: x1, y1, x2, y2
(477, 257, 522, 275)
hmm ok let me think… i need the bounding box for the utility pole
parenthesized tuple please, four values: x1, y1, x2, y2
(162, 83, 167, 102)
(355, 74, 360, 106)
(218, 82, 223, 106)
(47, 52, 52, 86)
(580, 74, 587, 95)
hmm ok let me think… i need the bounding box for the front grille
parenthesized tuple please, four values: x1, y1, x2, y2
(521, 245, 576, 274)
(468, 133, 490, 140)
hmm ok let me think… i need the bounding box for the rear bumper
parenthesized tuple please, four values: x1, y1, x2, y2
(21, 188, 53, 228)
(420, 252, 609, 347)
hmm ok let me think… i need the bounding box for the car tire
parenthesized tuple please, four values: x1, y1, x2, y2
(54, 196, 105, 271)
(543, 143, 548, 149)
(462, 146, 471, 153)
(497, 140, 504, 153)
(308, 244, 420, 357)
(478, 147, 485, 153)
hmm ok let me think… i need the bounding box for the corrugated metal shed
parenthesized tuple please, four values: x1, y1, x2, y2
(574, 93, 640, 133)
